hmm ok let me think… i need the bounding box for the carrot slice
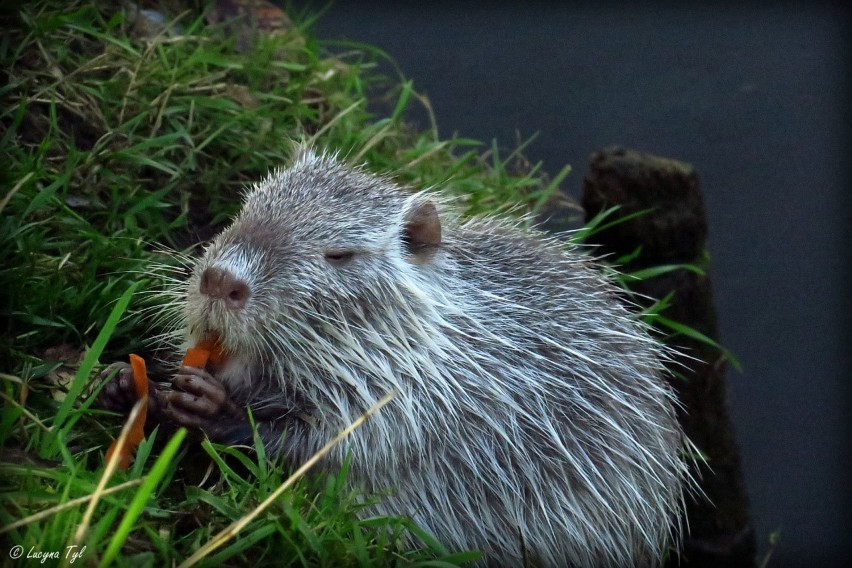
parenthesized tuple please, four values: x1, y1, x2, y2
(183, 334, 225, 367)
(129, 353, 149, 399)
(105, 354, 149, 469)
(182, 346, 211, 369)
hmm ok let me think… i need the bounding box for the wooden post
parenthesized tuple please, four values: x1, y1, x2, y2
(582, 146, 756, 567)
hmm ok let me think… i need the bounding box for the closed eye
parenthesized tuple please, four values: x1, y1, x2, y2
(324, 249, 356, 265)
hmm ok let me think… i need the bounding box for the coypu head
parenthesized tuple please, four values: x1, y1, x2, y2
(183, 148, 446, 387)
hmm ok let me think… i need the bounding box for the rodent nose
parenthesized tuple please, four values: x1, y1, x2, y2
(199, 266, 250, 309)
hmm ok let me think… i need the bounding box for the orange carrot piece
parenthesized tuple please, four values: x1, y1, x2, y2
(182, 346, 210, 369)
(182, 334, 225, 367)
(105, 434, 128, 469)
(105, 354, 149, 469)
(129, 354, 149, 399)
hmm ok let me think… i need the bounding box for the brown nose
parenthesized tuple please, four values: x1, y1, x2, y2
(199, 266, 250, 309)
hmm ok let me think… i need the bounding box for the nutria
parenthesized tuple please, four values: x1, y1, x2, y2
(100, 147, 695, 567)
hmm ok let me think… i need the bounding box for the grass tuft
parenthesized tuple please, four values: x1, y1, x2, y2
(1, 1, 569, 565)
(2, 2, 733, 565)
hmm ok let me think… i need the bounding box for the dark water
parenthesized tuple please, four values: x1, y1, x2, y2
(305, 3, 852, 565)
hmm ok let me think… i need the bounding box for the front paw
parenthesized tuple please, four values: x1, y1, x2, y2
(97, 361, 167, 421)
(96, 362, 136, 413)
(162, 366, 246, 433)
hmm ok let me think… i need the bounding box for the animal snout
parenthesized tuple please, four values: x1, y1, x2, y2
(199, 266, 250, 309)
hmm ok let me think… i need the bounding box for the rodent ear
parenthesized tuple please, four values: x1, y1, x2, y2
(402, 200, 442, 264)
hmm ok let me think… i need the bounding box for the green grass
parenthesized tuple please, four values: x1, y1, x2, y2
(0, 1, 566, 565)
(0, 1, 734, 565)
